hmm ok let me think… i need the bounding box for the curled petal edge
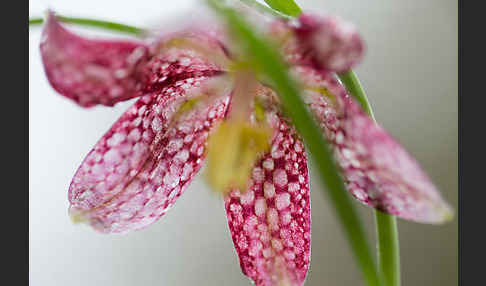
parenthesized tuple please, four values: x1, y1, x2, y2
(40, 11, 150, 107)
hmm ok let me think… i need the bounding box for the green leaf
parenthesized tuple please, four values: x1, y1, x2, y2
(240, 0, 292, 19)
(29, 15, 145, 36)
(263, 0, 302, 17)
(29, 18, 43, 25)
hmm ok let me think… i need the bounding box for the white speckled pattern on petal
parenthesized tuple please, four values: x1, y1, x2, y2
(69, 75, 230, 233)
(40, 13, 150, 107)
(270, 13, 363, 73)
(224, 87, 310, 286)
(295, 66, 452, 223)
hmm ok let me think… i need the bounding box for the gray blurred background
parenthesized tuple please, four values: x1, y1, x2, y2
(29, 0, 457, 285)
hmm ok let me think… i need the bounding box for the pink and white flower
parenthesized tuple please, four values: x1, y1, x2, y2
(39, 11, 452, 286)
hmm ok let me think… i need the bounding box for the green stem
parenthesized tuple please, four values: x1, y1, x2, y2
(338, 70, 401, 286)
(29, 18, 43, 25)
(337, 71, 375, 119)
(375, 210, 401, 286)
(245, 1, 392, 285)
(29, 15, 145, 36)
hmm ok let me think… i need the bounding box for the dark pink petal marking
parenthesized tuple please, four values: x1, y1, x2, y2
(40, 13, 150, 107)
(225, 88, 310, 286)
(148, 28, 230, 71)
(271, 13, 363, 73)
(141, 42, 225, 94)
(69, 75, 231, 233)
(295, 66, 452, 223)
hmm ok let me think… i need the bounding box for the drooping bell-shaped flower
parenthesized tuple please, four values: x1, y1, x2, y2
(39, 9, 451, 286)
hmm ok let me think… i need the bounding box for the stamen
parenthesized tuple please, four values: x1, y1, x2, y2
(205, 71, 272, 194)
(254, 97, 266, 123)
(206, 119, 272, 194)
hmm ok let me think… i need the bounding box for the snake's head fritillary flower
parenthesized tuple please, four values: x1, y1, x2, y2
(39, 8, 451, 286)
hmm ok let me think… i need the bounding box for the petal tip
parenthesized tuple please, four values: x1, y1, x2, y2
(436, 202, 455, 224)
(68, 207, 89, 225)
(298, 67, 452, 226)
(40, 12, 149, 107)
(69, 206, 111, 233)
(397, 200, 454, 225)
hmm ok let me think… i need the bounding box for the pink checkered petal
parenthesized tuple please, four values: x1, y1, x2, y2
(148, 26, 229, 70)
(140, 46, 225, 94)
(40, 12, 150, 107)
(271, 13, 363, 73)
(296, 66, 452, 223)
(225, 89, 310, 286)
(69, 75, 231, 233)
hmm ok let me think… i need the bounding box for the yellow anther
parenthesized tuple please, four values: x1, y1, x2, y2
(254, 97, 266, 123)
(206, 119, 272, 194)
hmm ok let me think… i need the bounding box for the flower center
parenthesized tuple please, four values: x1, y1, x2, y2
(206, 72, 273, 194)
(206, 119, 272, 194)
